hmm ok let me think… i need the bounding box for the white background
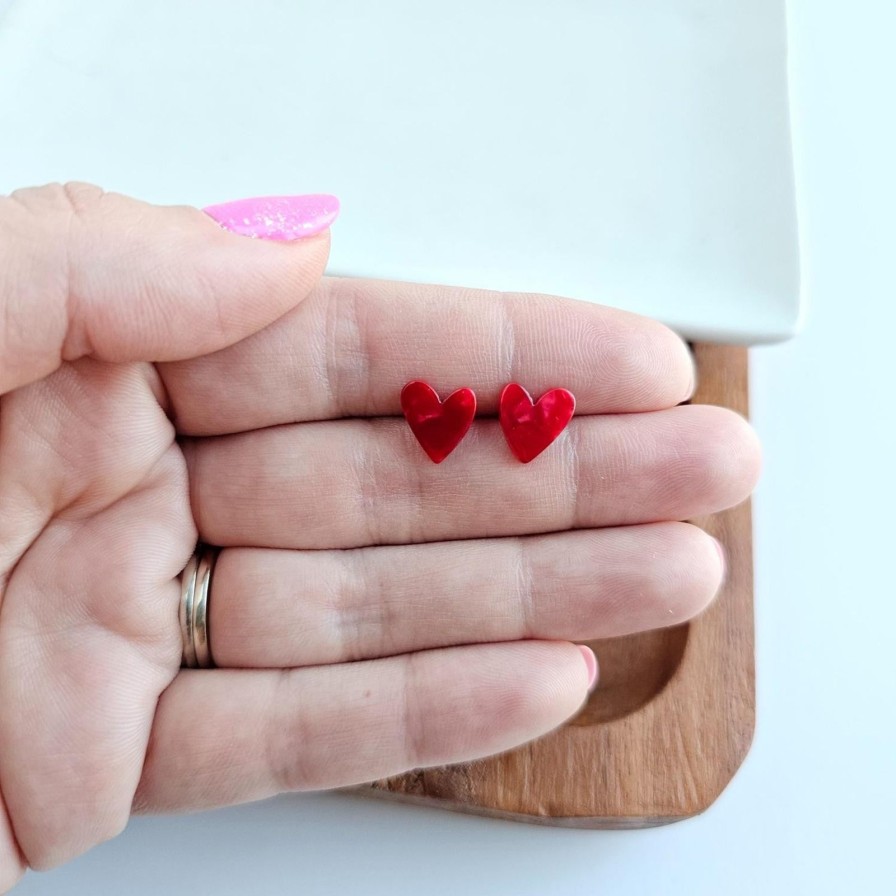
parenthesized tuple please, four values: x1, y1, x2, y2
(6, 0, 896, 893)
(0, 0, 801, 343)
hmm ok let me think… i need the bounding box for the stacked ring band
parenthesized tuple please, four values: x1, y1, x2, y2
(180, 544, 218, 669)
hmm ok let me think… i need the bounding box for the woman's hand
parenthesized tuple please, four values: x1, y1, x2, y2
(0, 184, 759, 887)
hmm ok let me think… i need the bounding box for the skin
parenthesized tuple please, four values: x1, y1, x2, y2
(0, 183, 760, 889)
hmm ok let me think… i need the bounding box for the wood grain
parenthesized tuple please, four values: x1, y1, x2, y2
(358, 344, 754, 826)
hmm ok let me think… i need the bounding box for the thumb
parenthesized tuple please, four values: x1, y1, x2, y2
(0, 182, 337, 394)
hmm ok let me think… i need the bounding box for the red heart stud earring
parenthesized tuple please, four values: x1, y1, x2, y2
(499, 384, 576, 463)
(401, 381, 477, 464)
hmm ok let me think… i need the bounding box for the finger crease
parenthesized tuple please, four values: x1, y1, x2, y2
(337, 549, 380, 661)
(267, 669, 314, 792)
(497, 292, 518, 388)
(513, 537, 537, 639)
(352, 420, 385, 546)
(565, 424, 585, 531)
(323, 279, 373, 419)
(400, 653, 427, 770)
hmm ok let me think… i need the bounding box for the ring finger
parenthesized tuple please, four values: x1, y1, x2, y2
(206, 522, 723, 669)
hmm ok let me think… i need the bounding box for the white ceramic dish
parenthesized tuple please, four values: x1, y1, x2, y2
(0, 0, 802, 344)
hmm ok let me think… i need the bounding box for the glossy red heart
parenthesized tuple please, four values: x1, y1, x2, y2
(400, 381, 477, 464)
(499, 383, 576, 463)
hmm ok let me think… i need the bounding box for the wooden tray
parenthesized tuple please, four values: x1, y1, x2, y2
(358, 344, 754, 827)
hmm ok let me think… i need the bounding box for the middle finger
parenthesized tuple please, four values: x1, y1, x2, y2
(186, 403, 759, 549)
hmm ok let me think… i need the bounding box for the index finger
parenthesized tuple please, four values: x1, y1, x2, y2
(160, 277, 694, 436)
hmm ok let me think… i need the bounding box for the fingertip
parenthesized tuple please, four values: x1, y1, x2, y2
(677, 527, 728, 621)
(676, 404, 763, 511)
(606, 310, 697, 411)
(475, 641, 596, 747)
(720, 408, 763, 496)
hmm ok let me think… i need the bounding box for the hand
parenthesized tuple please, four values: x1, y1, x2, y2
(0, 183, 759, 887)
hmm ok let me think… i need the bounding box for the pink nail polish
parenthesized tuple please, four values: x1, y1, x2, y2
(578, 645, 599, 692)
(202, 194, 340, 241)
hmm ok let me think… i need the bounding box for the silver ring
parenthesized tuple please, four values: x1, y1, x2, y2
(180, 544, 218, 669)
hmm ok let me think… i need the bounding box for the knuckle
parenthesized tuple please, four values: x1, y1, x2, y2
(60, 181, 107, 219)
(0, 184, 85, 390)
(8, 181, 105, 221)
